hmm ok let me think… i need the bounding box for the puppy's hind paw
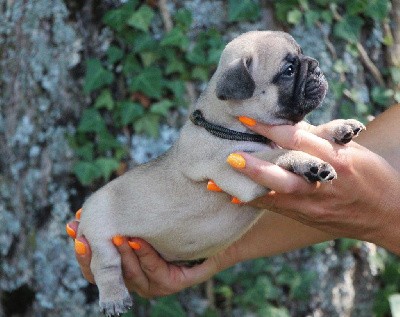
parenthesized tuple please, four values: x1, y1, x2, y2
(100, 293, 133, 317)
(332, 119, 366, 145)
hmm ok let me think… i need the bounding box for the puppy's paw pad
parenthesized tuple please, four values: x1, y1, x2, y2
(333, 119, 366, 145)
(100, 294, 133, 317)
(303, 163, 337, 183)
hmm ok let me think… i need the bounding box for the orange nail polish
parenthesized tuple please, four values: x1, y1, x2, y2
(128, 240, 141, 250)
(231, 197, 242, 204)
(66, 223, 77, 239)
(238, 116, 257, 127)
(226, 153, 246, 169)
(207, 180, 223, 192)
(75, 208, 82, 220)
(112, 235, 124, 246)
(75, 239, 86, 255)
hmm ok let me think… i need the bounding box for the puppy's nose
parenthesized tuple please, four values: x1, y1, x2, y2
(307, 57, 319, 72)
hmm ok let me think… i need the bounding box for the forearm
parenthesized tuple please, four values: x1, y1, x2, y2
(217, 211, 335, 270)
(357, 104, 400, 170)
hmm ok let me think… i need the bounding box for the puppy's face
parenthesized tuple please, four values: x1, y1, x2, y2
(215, 31, 328, 125)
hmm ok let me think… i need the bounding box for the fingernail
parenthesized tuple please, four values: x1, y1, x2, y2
(75, 208, 82, 220)
(75, 239, 86, 255)
(112, 235, 124, 246)
(207, 180, 223, 192)
(66, 223, 77, 239)
(238, 116, 257, 127)
(226, 153, 246, 169)
(231, 197, 242, 204)
(268, 190, 276, 196)
(128, 239, 141, 250)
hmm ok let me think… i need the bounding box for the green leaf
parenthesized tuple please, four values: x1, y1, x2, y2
(102, 1, 138, 31)
(98, 129, 122, 153)
(132, 33, 158, 52)
(139, 51, 158, 67)
(395, 91, 400, 103)
(94, 89, 114, 110)
(227, 0, 260, 22)
(102, 9, 128, 32)
(74, 143, 94, 161)
(122, 53, 141, 75)
(371, 87, 394, 106)
(333, 14, 364, 43)
(191, 66, 209, 81)
(161, 28, 190, 49)
(130, 66, 163, 98)
(73, 161, 101, 185)
(287, 9, 302, 25)
(77, 108, 106, 133)
(390, 67, 400, 84)
(107, 45, 124, 65)
(95, 157, 120, 181)
(127, 5, 155, 32)
(116, 101, 144, 126)
(174, 8, 192, 30)
(258, 306, 291, 317)
(150, 100, 173, 116)
(365, 0, 390, 21)
(83, 59, 114, 94)
(304, 10, 320, 27)
(274, 0, 300, 22)
(133, 113, 160, 137)
(150, 296, 186, 317)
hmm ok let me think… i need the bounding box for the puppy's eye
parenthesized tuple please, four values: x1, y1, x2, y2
(283, 64, 295, 77)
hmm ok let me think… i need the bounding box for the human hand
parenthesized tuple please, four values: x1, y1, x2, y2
(226, 120, 400, 255)
(66, 220, 235, 298)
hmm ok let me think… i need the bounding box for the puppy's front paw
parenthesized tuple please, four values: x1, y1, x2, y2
(100, 291, 132, 317)
(297, 161, 337, 183)
(332, 119, 366, 145)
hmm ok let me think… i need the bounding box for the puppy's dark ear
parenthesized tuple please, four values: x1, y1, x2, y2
(216, 58, 255, 100)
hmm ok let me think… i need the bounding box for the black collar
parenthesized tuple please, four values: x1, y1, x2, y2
(189, 110, 270, 144)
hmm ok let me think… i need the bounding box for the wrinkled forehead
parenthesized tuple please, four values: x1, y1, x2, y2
(220, 31, 301, 68)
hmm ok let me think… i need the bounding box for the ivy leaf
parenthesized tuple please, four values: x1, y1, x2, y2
(102, 1, 138, 31)
(228, 0, 260, 22)
(107, 45, 124, 65)
(94, 89, 114, 110)
(287, 9, 302, 25)
(122, 53, 141, 75)
(98, 129, 122, 152)
(73, 161, 101, 185)
(149, 296, 186, 317)
(130, 66, 163, 99)
(365, 0, 390, 21)
(161, 28, 190, 50)
(127, 5, 155, 32)
(77, 108, 106, 133)
(150, 100, 173, 116)
(83, 59, 114, 94)
(94, 157, 120, 181)
(333, 15, 364, 43)
(133, 113, 160, 137)
(371, 87, 394, 106)
(174, 8, 192, 30)
(116, 101, 144, 126)
(304, 10, 320, 27)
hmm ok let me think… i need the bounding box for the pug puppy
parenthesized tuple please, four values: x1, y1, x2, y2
(76, 31, 365, 316)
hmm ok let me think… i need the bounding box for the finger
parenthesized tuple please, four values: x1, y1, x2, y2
(74, 237, 95, 284)
(247, 122, 341, 163)
(66, 220, 79, 239)
(111, 237, 148, 286)
(129, 239, 172, 280)
(230, 152, 319, 194)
